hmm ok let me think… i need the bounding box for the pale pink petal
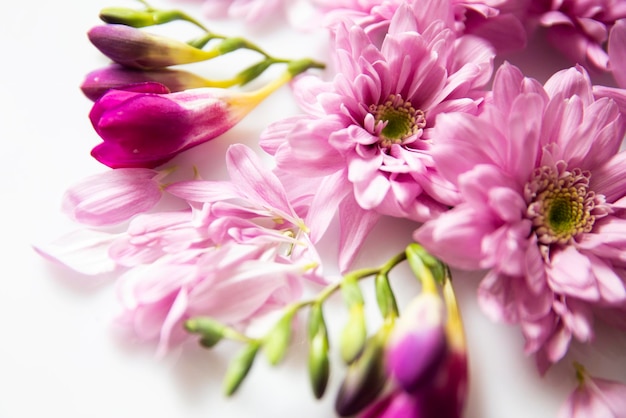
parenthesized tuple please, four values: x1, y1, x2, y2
(33, 229, 118, 275)
(547, 246, 599, 301)
(62, 168, 164, 226)
(337, 195, 380, 272)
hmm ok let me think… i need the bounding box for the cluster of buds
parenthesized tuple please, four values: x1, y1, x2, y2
(82, 1, 324, 168)
(335, 244, 468, 418)
(184, 243, 468, 417)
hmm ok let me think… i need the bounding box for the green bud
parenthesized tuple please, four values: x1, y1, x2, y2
(236, 60, 274, 86)
(339, 303, 367, 364)
(263, 310, 296, 365)
(375, 272, 398, 318)
(307, 303, 330, 399)
(406, 243, 445, 285)
(184, 317, 226, 347)
(341, 278, 364, 307)
(216, 37, 249, 55)
(335, 326, 391, 417)
(286, 58, 325, 78)
(99, 8, 209, 31)
(223, 342, 260, 396)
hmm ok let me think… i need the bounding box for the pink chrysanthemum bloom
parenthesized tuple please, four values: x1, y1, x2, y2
(261, 1, 494, 269)
(559, 363, 626, 418)
(317, 0, 527, 53)
(414, 62, 626, 371)
(529, 0, 626, 71)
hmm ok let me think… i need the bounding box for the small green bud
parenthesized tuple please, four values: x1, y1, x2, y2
(374, 272, 398, 318)
(184, 317, 226, 347)
(339, 303, 367, 364)
(263, 310, 296, 365)
(223, 342, 260, 396)
(99, 8, 160, 27)
(406, 243, 445, 285)
(236, 60, 274, 86)
(99, 8, 208, 31)
(341, 278, 364, 307)
(307, 303, 330, 399)
(216, 37, 249, 55)
(286, 58, 325, 78)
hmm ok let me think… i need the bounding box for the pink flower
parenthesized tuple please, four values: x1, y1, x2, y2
(89, 81, 275, 168)
(529, 0, 626, 71)
(62, 168, 168, 226)
(414, 62, 626, 371)
(317, 0, 528, 53)
(261, 2, 494, 269)
(38, 145, 322, 352)
(559, 364, 626, 418)
(201, 0, 288, 24)
(115, 241, 305, 355)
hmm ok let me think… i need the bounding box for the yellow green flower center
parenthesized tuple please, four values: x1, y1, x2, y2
(525, 163, 597, 245)
(369, 94, 425, 147)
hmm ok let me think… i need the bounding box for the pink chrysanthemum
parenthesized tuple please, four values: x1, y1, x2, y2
(414, 62, 626, 371)
(261, 2, 494, 269)
(317, 0, 528, 53)
(529, 0, 626, 71)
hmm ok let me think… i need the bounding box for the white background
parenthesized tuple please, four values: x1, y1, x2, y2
(1, 1, 625, 417)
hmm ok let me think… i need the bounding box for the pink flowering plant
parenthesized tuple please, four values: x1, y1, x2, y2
(35, 0, 626, 416)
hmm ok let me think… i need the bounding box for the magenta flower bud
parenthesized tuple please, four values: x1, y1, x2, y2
(385, 292, 448, 394)
(89, 84, 265, 168)
(88, 24, 218, 69)
(81, 64, 214, 101)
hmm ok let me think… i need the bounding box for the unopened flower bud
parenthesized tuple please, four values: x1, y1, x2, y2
(81, 64, 216, 101)
(263, 310, 296, 366)
(340, 303, 367, 364)
(223, 342, 260, 396)
(386, 292, 447, 393)
(406, 243, 445, 288)
(88, 24, 219, 70)
(184, 317, 227, 347)
(99, 7, 201, 29)
(308, 303, 330, 399)
(89, 79, 280, 168)
(335, 324, 391, 417)
(374, 272, 398, 318)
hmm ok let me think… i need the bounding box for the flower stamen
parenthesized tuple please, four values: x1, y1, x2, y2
(525, 161, 606, 246)
(369, 94, 425, 148)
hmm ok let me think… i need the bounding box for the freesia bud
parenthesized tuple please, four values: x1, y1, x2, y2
(263, 309, 296, 366)
(88, 24, 219, 70)
(339, 279, 366, 364)
(184, 317, 227, 347)
(88, 79, 281, 168)
(99, 7, 201, 28)
(80, 64, 217, 101)
(386, 292, 448, 393)
(335, 324, 391, 417)
(308, 303, 330, 399)
(223, 342, 260, 396)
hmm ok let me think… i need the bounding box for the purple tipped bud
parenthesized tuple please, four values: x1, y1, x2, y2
(386, 293, 448, 394)
(89, 85, 260, 168)
(88, 25, 218, 69)
(81, 65, 213, 101)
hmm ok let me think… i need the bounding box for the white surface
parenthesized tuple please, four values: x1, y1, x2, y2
(1, 1, 625, 418)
